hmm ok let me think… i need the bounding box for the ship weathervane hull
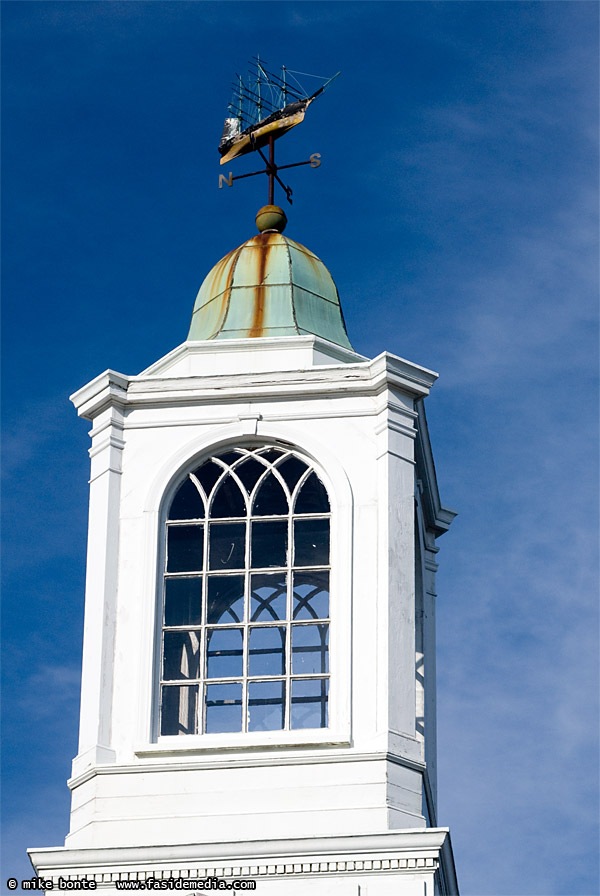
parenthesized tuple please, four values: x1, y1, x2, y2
(219, 98, 313, 165)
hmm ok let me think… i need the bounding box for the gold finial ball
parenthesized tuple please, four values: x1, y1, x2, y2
(256, 205, 287, 234)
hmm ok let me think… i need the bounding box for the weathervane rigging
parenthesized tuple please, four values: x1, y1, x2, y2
(218, 57, 340, 205)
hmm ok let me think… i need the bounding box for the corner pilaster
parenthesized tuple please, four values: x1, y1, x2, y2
(72, 405, 125, 776)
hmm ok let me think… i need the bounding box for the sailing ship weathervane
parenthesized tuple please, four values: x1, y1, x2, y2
(218, 57, 340, 206)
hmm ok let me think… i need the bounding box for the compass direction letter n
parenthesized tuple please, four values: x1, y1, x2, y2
(219, 172, 234, 189)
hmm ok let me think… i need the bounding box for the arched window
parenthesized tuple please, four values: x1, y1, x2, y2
(159, 445, 331, 736)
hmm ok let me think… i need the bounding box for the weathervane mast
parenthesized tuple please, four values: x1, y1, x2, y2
(218, 60, 340, 206)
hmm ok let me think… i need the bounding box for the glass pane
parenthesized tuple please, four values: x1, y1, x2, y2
(291, 678, 329, 729)
(235, 457, 267, 494)
(210, 474, 246, 518)
(169, 477, 205, 521)
(161, 684, 198, 735)
(248, 680, 285, 732)
(259, 447, 284, 462)
(218, 450, 242, 466)
(276, 456, 308, 492)
(206, 575, 244, 624)
(294, 472, 330, 514)
(253, 473, 288, 516)
(206, 628, 243, 678)
(167, 525, 204, 573)
(251, 519, 287, 568)
(192, 460, 223, 499)
(250, 574, 287, 622)
(163, 631, 200, 680)
(205, 682, 243, 733)
(164, 577, 203, 627)
(293, 572, 329, 620)
(293, 519, 330, 567)
(292, 624, 329, 674)
(248, 626, 286, 677)
(209, 522, 246, 570)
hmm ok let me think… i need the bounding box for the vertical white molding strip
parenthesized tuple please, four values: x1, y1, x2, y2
(384, 407, 417, 738)
(423, 541, 440, 812)
(73, 406, 124, 773)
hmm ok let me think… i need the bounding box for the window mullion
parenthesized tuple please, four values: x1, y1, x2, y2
(285, 509, 293, 730)
(200, 512, 209, 735)
(243, 503, 251, 732)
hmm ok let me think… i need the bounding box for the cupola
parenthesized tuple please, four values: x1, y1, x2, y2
(188, 205, 353, 348)
(30, 59, 460, 895)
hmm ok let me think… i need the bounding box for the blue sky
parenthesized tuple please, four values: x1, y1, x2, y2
(1, 2, 598, 894)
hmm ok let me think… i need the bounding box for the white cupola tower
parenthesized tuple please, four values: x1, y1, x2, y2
(29, 204, 459, 894)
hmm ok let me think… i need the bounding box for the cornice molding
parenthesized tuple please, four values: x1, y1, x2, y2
(67, 748, 427, 791)
(30, 856, 441, 889)
(29, 832, 459, 896)
(70, 348, 439, 422)
(29, 829, 453, 881)
(70, 370, 129, 419)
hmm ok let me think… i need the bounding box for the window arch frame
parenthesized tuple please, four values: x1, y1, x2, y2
(140, 430, 353, 752)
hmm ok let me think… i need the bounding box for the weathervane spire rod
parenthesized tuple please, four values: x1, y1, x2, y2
(268, 137, 275, 206)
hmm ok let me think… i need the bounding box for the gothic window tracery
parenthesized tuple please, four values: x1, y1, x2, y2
(160, 445, 330, 736)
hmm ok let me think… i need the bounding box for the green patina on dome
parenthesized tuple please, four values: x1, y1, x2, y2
(187, 231, 353, 349)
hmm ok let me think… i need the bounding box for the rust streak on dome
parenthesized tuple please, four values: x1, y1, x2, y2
(213, 244, 243, 338)
(248, 233, 274, 338)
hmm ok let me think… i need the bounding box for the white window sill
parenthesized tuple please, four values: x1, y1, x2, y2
(135, 727, 350, 757)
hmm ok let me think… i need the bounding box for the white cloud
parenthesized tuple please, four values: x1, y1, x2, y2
(437, 473, 599, 894)
(16, 663, 81, 722)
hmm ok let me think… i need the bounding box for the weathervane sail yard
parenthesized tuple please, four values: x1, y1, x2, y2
(218, 57, 339, 206)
